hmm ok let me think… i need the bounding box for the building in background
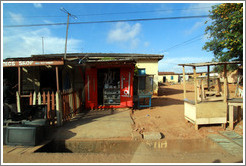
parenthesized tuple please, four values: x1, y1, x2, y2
(158, 72, 181, 84)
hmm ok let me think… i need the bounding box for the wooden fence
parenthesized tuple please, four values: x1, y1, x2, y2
(61, 89, 83, 122)
(17, 89, 83, 126)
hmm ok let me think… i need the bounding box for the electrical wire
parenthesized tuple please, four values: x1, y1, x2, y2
(165, 34, 204, 51)
(3, 6, 212, 19)
(4, 15, 209, 28)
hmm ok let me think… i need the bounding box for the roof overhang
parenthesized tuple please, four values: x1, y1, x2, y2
(32, 53, 164, 61)
(66, 58, 136, 67)
(178, 61, 242, 67)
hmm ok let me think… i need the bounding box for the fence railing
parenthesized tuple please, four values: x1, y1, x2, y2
(17, 89, 83, 126)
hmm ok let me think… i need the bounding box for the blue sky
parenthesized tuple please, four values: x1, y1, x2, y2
(2, 2, 221, 73)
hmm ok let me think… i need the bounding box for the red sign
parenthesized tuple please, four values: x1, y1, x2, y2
(3, 60, 64, 67)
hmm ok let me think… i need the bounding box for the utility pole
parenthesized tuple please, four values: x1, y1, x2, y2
(60, 7, 77, 60)
(42, 37, 44, 54)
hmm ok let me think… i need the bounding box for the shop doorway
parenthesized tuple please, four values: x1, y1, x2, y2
(97, 68, 120, 106)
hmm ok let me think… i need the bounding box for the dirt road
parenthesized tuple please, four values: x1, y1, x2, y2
(132, 83, 243, 139)
(3, 83, 243, 163)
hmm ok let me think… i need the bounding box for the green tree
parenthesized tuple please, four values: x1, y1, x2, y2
(203, 3, 243, 72)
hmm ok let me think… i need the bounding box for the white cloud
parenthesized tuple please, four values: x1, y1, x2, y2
(185, 21, 205, 35)
(33, 3, 42, 8)
(8, 12, 24, 24)
(156, 4, 173, 15)
(144, 42, 150, 47)
(107, 22, 141, 48)
(183, 3, 218, 15)
(3, 28, 82, 59)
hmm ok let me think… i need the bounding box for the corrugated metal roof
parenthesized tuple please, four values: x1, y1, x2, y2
(31, 52, 164, 60)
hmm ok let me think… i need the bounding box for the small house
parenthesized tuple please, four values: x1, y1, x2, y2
(158, 72, 181, 84)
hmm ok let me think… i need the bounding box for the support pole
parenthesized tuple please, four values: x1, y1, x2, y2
(193, 66, 197, 104)
(33, 91, 37, 105)
(182, 66, 186, 99)
(16, 92, 21, 113)
(56, 66, 60, 92)
(207, 65, 210, 91)
(17, 67, 21, 111)
(223, 64, 228, 103)
(18, 67, 21, 96)
(56, 91, 62, 126)
(201, 78, 205, 101)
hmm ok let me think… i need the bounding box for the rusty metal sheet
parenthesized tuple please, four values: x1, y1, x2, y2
(3, 60, 64, 67)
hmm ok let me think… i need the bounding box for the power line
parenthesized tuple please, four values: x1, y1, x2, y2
(4, 15, 209, 28)
(3, 7, 211, 19)
(165, 34, 204, 51)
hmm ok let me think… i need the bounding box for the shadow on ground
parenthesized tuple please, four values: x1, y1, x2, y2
(50, 109, 124, 140)
(158, 86, 193, 97)
(151, 97, 184, 107)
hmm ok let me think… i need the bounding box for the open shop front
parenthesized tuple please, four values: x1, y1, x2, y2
(85, 61, 135, 109)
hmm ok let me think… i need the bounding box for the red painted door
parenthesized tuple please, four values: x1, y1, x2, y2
(120, 67, 134, 107)
(85, 68, 97, 109)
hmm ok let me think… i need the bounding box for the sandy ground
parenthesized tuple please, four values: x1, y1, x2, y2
(131, 82, 243, 139)
(2, 82, 244, 163)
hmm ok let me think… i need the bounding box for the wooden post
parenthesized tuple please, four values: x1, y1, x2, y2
(207, 65, 210, 91)
(42, 91, 46, 104)
(73, 92, 77, 114)
(229, 105, 234, 130)
(201, 79, 205, 101)
(17, 67, 22, 109)
(197, 79, 201, 101)
(76, 91, 80, 111)
(29, 92, 33, 105)
(237, 106, 241, 122)
(51, 91, 55, 110)
(66, 95, 70, 120)
(16, 92, 21, 113)
(69, 92, 73, 116)
(56, 66, 59, 92)
(47, 91, 50, 119)
(193, 66, 197, 104)
(38, 92, 41, 105)
(62, 94, 66, 121)
(182, 66, 186, 99)
(56, 91, 63, 126)
(216, 78, 222, 95)
(33, 91, 37, 105)
(18, 67, 21, 96)
(223, 64, 228, 103)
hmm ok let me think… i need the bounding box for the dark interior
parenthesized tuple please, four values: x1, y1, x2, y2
(97, 68, 120, 106)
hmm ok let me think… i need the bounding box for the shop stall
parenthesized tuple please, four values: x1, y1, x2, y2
(84, 60, 135, 109)
(178, 61, 242, 130)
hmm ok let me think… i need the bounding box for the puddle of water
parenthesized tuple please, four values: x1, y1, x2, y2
(34, 139, 220, 154)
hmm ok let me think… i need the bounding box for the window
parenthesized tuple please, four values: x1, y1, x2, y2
(171, 76, 174, 80)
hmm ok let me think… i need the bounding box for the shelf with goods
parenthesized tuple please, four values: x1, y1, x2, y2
(103, 88, 121, 105)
